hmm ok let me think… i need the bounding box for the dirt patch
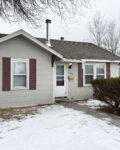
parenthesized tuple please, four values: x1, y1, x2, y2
(0, 104, 53, 121)
(97, 106, 120, 116)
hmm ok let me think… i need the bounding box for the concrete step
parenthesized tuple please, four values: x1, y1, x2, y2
(55, 97, 69, 102)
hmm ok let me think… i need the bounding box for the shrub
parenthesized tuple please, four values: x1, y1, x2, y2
(91, 78, 120, 112)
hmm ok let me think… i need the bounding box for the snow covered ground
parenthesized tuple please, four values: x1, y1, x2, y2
(77, 99, 108, 109)
(0, 104, 120, 150)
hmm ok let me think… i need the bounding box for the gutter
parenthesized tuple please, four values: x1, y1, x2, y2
(81, 59, 120, 63)
(61, 58, 120, 63)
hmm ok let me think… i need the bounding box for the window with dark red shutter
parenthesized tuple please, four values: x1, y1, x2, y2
(2, 57, 11, 91)
(78, 63, 83, 87)
(106, 63, 110, 78)
(29, 59, 36, 90)
(12, 59, 29, 89)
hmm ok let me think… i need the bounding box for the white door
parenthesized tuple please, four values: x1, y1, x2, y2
(55, 64, 67, 97)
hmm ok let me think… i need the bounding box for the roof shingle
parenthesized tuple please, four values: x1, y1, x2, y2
(38, 38, 120, 60)
(0, 33, 120, 60)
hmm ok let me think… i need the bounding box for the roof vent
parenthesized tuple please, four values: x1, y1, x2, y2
(45, 19, 52, 47)
(60, 37, 64, 41)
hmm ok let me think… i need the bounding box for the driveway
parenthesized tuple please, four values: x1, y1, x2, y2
(58, 101, 120, 128)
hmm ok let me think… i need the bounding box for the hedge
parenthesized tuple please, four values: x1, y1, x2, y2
(91, 78, 120, 112)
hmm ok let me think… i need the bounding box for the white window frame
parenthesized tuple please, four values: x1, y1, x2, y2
(84, 64, 94, 86)
(56, 64, 64, 85)
(11, 59, 29, 90)
(96, 64, 106, 79)
(83, 63, 106, 86)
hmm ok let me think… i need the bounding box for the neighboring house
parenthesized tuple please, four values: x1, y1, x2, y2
(0, 28, 120, 108)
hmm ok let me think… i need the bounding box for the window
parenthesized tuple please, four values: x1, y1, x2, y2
(96, 64, 105, 79)
(56, 65, 64, 86)
(12, 59, 29, 89)
(84, 63, 106, 85)
(85, 65, 94, 84)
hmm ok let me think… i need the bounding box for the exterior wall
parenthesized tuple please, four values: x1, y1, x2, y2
(110, 63, 119, 78)
(67, 63, 93, 100)
(67, 62, 120, 101)
(0, 36, 54, 108)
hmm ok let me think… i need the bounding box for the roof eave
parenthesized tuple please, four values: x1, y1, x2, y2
(82, 59, 120, 63)
(62, 58, 120, 63)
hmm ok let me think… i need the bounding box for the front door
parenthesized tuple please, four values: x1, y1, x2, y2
(55, 64, 67, 97)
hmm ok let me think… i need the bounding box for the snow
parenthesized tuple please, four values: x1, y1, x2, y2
(77, 99, 108, 109)
(0, 104, 120, 150)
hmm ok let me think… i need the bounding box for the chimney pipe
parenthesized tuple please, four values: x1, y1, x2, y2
(45, 19, 51, 47)
(60, 37, 64, 41)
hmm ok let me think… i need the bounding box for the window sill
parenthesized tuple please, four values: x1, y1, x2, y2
(11, 87, 29, 91)
(84, 84, 92, 87)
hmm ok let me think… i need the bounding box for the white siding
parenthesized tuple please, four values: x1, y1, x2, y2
(0, 36, 54, 108)
(67, 62, 120, 101)
(67, 63, 93, 100)
(110, 63, 119, 78)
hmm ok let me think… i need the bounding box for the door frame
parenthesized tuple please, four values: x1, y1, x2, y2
(54, 62, 68, 97)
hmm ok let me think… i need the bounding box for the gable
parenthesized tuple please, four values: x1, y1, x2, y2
(0, 36, 53, 63)
(0, 30, 63, 59)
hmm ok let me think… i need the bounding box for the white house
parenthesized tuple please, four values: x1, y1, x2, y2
(0, 20, 120, 108)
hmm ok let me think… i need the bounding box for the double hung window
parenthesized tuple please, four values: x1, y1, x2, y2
(12, 60, 29, 89)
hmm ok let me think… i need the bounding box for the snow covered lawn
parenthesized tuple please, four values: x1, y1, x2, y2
(77, 99, 108, 109)
(0, 104, 120, 150)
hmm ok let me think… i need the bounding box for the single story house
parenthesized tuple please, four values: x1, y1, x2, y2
(0, 27, 120, 108)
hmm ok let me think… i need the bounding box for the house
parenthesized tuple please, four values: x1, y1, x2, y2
(0, 21, 120, 108)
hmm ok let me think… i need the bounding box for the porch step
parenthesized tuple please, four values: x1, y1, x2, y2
(55, 97, 69, 102)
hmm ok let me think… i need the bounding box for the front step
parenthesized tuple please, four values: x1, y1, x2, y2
(55, 97, 69, 102)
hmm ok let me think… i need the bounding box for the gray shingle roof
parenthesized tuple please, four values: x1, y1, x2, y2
(0, 34, 7, 38)
(0, 33, 120, 60)
(38, 38, 120, 60)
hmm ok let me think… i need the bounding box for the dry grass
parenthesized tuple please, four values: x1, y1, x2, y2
(97, 106, 120, 116)
(0, 104, 53, 121)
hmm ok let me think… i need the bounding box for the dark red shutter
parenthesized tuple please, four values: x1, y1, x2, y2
(29, 59, 36, 90)
(51, 55, 56, 67)
(78, 63, 83, 87)
(2, 57, 11, 91)
(106, 63, 110, 78)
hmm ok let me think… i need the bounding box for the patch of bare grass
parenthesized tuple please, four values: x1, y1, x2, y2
(0, 104, 53, 121)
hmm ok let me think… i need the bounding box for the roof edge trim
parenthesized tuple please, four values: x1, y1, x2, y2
(0, 29, 63, 59)
(62, 58, 120, 63)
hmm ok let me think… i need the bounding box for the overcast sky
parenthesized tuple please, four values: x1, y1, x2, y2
(0, 0, 120, 42)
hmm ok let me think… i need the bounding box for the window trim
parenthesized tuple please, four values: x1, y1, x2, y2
(84, 64, 94, 86)
(96, 64, 105, 79)
(11, 59, 29, 90)
(83, 63, 106, 86)
(56, 64, 65, 86)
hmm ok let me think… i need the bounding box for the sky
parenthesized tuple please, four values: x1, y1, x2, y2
(0, 0, 120, 42)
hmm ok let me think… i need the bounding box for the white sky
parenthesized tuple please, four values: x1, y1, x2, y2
(0, 0, 120, 42)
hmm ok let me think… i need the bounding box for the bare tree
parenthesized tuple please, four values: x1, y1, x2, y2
(103, 22, 120, 54)
(89, 14, 120, 54)
(89, 13, 107, 47)
(0, 0, 91, 26)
